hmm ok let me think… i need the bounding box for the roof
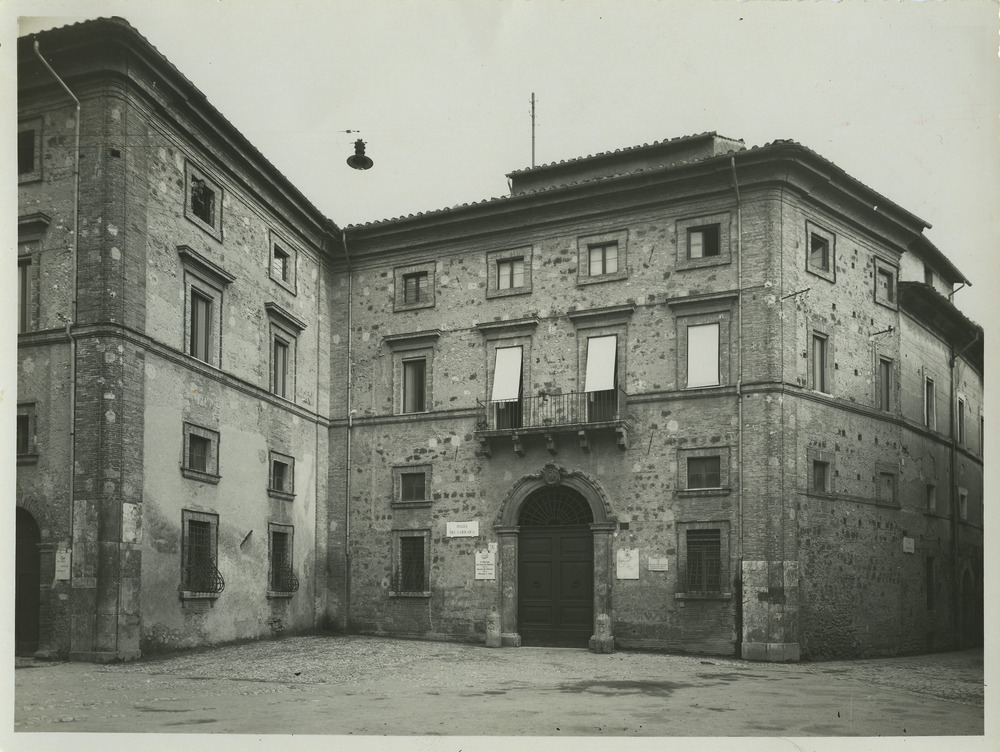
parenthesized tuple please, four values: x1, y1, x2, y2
(898, 282, 983, 372)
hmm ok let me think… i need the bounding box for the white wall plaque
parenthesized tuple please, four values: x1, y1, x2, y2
(616, 548, 639, 579)
(446, 521, 479, 538)
(54, 549, 71, 581)
(475, 549, 496, 580)
(902, 537, 915, 554)
(647, 557, 669, 572)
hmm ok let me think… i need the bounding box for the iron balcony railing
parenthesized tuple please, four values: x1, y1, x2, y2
(476, 388, 627, 432)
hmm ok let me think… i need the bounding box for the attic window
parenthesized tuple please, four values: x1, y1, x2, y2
(184, 162, 223, 240)
(191, 179, 215, 225)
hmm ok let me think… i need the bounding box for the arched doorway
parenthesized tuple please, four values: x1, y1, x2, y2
(16, 508, 42, 656)
(517, 486, 594, 647)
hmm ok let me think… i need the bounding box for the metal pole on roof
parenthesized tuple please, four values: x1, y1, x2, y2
(531, 93, 536, 168)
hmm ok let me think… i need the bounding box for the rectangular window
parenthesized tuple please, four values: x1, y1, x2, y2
(957, 398, 966, 444)
(877, 472, 896, 504)
(926, 484, 936, 513)
(400, 472, 426, 502)
(190, 178, 216, 227)
(878, 358, 892, 411)
(926, 557, 935, 610)
(812, 334, 828, 393)
(491, 345, 523, 429)
(959, 490, 968, 521)
(877, 268, 895, 304)
(403, 358, 427, 413)
(269, 525, 298, 593)
(18, 129, 37, 175)
(584, 335, 618, 421)
(18, 258, 31, 334)
(272, 245, 290, 283)
(686, 529, 721, 593)
(272, 337, 289, 398)
(188, 434, 210, 473)
(17, 414, 30, 455)
(809, 233, 830, 272)
(497, 258, 525, 290)
(393, 530, 431, 595)
(182, 510, 223, 594)
(688, 456, 721, 489)
(686, 323, 720, 388)
(184, 163, 223, 240)
(688, 225, 720, 259)
(812, 460, 830, 493)
(588, 242, 618, 276)
(272, 460, 290, 493)
(403, 272, 428, 304)
(189, 290, 213, 362)
(924, 377, 936, 429)
(924, 264, 933, 287)
(182, 423, 220, 482)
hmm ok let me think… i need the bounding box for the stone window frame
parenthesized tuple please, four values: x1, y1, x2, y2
(806, 447, 836, 497)
(676, 212, 733, 271)
(391, 464, 433, 510)
(674, 520, 732, 600)
(667, 292, 736, 390)
(267, 450, 296, 501)
(677, 446, 732, 496)
(180, 509, 224, 599)
(268, 230, 299, 295)
(393, 261, 436, 312)
(569, 305, 634, 397)
(181, 422, 221, 484)
(17, 402, 39, 465)
(875, 351, 896, 413)
(477, 318, 538, 430)
(808, 326, 835, 395)
(873, 257, 898, 310)
(18, 118, 43, 183)
(265, 302, 307, 402)
(874, 462, 900, 508)
(576, 229, 628, 286)
(18, 213, 50, 335)
(390, 528, 432, 598)
(486, 246, 533, 299)
(805, 221, 836, 283)
(184, 160, 224, 242)
(178, 246, 235, 368)
(267, 522, 298, 597)
(385, 330, 440, 416)
(922, 367, 938, 431)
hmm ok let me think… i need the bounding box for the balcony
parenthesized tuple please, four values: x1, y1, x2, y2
(475, 388, 630, 456)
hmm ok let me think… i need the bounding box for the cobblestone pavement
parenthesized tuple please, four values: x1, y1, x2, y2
(10, 635, 987, 742)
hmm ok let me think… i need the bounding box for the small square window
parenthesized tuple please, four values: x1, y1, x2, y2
(577, 230, 628, 285)
(400, 472, 426, 501)
(184, 162, 223, 240)
(486, 247, 533, 298)
(269, 524, 298, 594)
(392, 530, 431, 596)
(686, 529, 721, 593)
(809, 234, 830, 271)
(403, 358, 427, 413)
(497, 258, 525, 290)
(182, 423, 220, 482)
(18, 121, 42, 182)
(876, 268, 895, 305)
(805, 223, 836, 282)
(268, 233, 298, 293)
(588, 242, 618, 276)
(687, 456, 721, 489)
(268, 451, 295, 498)
(404, 272, 428, 304)
(182, 510, 224, 594)
(688, 225, 720, 259)
(392, 464, 433, 508)
(191, 178, 216, 226)
(394, 263, 437, 311)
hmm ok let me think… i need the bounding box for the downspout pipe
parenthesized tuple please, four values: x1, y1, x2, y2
(341, 229, 354, 633)
(730, 155, 744, 655)
(35, 39, 80, 560)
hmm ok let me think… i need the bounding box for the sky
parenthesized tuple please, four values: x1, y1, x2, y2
(8, 0, 999, 328)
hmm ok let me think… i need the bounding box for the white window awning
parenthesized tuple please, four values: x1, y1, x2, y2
(491, 346, 523, 401)
(584, 335, 618, 392)
(687, 323, 720, 387)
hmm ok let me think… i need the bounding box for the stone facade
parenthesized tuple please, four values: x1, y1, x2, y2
(16, 18, 982, 662)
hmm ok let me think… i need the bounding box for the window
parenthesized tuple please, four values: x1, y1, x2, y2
(686, 323, 720, 388)
(958, 489, 968, 521)
(924, 264, 934, 287)
(584, 334, 618, 422)
(926, 557, 935, 610)
(926, 484, 936, 513)
(403, 358, 427, 413)
(273, 246, 289, 282)
(957, 398, 966, 444)
(268, 233, 298, 294)
(981, 415, 985, 456)
(688, 456, 721, 489)
(400, 472, 426, 501)
(18, 256, 33, 334)
(394, 262, 436, 311)
(392, 530, 431, 596)
(268, 451, 295, 499)
(812, 460, 830, 493)
(487, 246, 533, 298)
(688, 225, 720, 259)
(189, 290, 213, 362)
(878, 357, 893, 411)
(178, 246, 234, 367)
(686, 529, 721, 593)
(181, 423, 220, 483)
(577, 229, 628, 285)
(491, 345, 523, 429)
(265, 302, 306, 401)
(268, 524, 298, 594)
(184, 162, 223, 240)
(924, 377, 936, 429)
(877, 472, 896, 504)
(805, 222, 836, 282)
(18, 120, 42, 182)
(392, 464, 433, 508)
(16, 404, 37, 464)
(811, 333, 829, 393)
(874, 259, 898, 308)
(181, 510, 224, 594)
(570, 305, 632, 423)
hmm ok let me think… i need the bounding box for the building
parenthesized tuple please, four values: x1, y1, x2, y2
(17, 18, 983, 663)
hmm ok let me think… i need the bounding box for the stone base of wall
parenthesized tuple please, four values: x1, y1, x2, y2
(741, 641, 800, 662)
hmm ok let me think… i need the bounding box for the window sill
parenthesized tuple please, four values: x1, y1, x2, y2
(394, 300, 435, 313)
(804, 490, 836, 500)
(389, 591, 431, 599)
(874, 298, 898, 311)
(267, 488, 296, 502)
(806, 266, 836, 284)
(674, 592, 732, 601)
(577, 272, 627, 287)
(17, 453, 39, 466)
(269, 274, 297, 296)
(676, 255, 732, 272)
(179, 591, 221, 601)
(486, 286, 532, 300)
(391, 500, 433, 510)
(266, 590, 296, 599)
(180, 467, 221, 484)
(677, 487, 731, 498)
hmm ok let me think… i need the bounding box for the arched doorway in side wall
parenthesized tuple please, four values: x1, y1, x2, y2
(16, 508, 42, 656)
(517, 486, 594, 647)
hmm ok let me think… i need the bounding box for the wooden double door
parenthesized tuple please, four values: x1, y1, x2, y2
(518, 525, 593, 647)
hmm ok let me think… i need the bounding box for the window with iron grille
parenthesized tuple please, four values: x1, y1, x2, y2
(182, 510, 224, 594)
(392, 530, 430, 595)
(686, 529, 721, 593)
(184, 162, 223, 240)
(687, 456, 721, 489)
(269, 524, 298, 594)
